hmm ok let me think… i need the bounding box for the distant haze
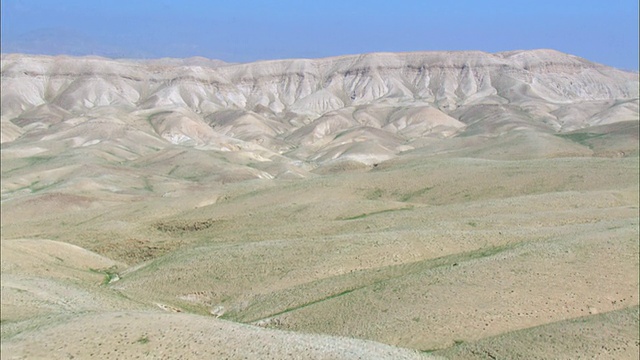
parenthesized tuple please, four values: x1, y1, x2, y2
(1, 0, 638, 70)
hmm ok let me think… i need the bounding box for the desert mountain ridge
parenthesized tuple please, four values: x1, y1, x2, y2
(2, 49, 638, 183)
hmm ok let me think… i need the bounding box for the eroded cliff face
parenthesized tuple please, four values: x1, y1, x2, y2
(1, 50, 638, 169)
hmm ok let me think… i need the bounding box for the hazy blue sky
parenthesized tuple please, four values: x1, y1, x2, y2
(1, 0, 638, 69)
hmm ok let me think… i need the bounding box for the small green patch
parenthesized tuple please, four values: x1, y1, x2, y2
(26, 156, 54, 166)
(339, 206, 414, 220)
(419, 348, 439, 354)
(136, 335, 150, 344)
(333, 130, 350, 139)
(154, 218, 217, 233)
(398, 186, 434, 202)
(341, 213, 369, 220)
(366, 188, 384, 200)
(467, 221, 478, 227)
(10, 179, 63, 194)
(167, 165, 180, 176)
(1, 156, 57, 175)
(556, 132, 604, 146)
(90, 266, 119, 285)
(246, 288, 359, 322)
(138, 177, 153, 192)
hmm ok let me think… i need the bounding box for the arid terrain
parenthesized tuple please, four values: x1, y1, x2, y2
(1, 49, 639, 359)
